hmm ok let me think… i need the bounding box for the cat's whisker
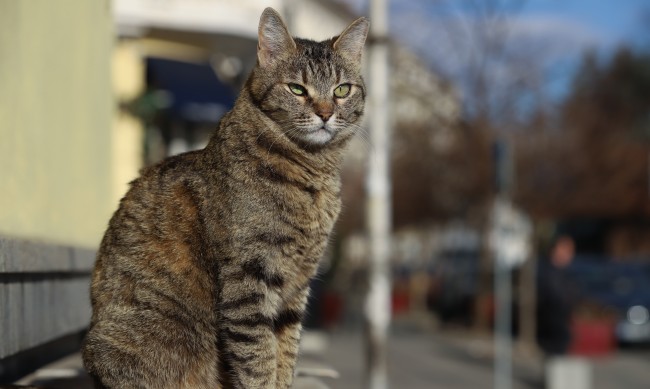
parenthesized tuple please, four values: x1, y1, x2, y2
(266, 125, 301, 154)
(253, 122, 278, 150)
(340, 121, 375, 155)
(356, 131, 375, 154)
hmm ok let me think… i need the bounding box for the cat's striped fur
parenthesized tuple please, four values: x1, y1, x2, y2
(82, 8, 368, 389)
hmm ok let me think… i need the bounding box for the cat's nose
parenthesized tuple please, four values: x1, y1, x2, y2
(317, 111, 333, 122)
(314, 102, 334, 122)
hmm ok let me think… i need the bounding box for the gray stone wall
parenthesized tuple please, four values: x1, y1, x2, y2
(0, 237, 95, 359)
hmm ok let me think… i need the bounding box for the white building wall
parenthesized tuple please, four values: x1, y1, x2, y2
(114, 0, 285, 37)
(286, 0, 351, 41)
(115, 0, 355, 42)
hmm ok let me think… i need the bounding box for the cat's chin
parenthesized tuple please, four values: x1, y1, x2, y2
(295, 126, 335, 147)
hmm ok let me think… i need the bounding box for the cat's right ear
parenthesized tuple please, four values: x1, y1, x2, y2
(257, 8, 296, 68)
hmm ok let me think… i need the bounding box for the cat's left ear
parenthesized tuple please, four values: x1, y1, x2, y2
(258, 7, 296, 68)
(333, 17, 370, 64)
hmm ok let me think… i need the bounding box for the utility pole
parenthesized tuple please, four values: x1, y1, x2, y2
(364, 0, 391, 389)
(491, 139, 531, 389)
(492, 139, 513, 389)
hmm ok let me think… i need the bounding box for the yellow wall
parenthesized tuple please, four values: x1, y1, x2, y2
(0, 0, 114, 248)
(112, 41, 145, 206)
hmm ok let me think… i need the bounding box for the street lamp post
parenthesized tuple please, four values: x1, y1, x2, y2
(365, 0, 391, 388)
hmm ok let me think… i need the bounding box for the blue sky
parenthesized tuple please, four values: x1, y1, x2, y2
(384, 0, 650, 54)
(342, 0, 649, 70)
(521, 0, 649, 49)
(342, 0, 649, 108)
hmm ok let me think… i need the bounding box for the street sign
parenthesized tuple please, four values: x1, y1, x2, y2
(490, 197, 532, 389)
(489, 197, 532, 268)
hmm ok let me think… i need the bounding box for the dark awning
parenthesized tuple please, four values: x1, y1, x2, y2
(146, 57, 235, 123)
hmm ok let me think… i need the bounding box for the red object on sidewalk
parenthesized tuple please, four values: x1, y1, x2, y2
(322, 292, 343, 328)
(568, 318, 616, 356)
(392, 289, 409, 316)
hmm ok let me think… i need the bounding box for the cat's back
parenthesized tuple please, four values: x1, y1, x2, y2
(97, 149, 208, 264)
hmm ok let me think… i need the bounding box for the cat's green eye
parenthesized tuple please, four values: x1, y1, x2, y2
(288, 83, 307, 96)
(334, 84, 351, 98)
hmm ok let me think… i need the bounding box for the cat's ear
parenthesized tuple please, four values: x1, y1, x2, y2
(333, 17, 370, 64)
(257, 8, 296, 68)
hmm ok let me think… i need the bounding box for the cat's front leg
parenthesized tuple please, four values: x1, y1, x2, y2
(219, 285, 278, 388)
(275, 290, 309, 388)
(275, 319, 302, 388)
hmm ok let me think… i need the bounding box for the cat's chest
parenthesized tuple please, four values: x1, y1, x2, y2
(283, 185, 340, 231)
(229, 182, 339, 259)
(242, 176, 340, 233)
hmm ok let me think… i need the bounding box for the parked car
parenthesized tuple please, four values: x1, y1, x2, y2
(567, 259, 650, 345)
(427, 248, 480, 326)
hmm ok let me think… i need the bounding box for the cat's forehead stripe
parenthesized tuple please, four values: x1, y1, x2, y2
(301, 67, 307, 84)
(297, 58, 337, 89)
(307, 60, 317, 77)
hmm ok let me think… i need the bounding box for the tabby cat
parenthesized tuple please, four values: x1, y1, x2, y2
(82, 7, 369, 389)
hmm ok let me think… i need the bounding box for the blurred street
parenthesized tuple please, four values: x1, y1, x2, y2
(316, 329, 650, 389)
(15, 326, 650, 389)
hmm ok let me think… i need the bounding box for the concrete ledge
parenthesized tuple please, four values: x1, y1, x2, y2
(0, 236, 95, 369)
(1, 278, 92, 359)
(0, 237, 95, 273)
